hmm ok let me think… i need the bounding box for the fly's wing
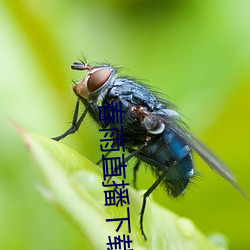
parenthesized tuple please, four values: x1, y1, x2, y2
(150, 110, 247, 198)
(182, 131, 248, 198)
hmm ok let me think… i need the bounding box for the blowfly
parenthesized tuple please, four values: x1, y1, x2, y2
(52, 60, 246, 240)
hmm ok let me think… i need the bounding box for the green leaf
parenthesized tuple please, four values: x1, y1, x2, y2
(18, 127, 227, 250)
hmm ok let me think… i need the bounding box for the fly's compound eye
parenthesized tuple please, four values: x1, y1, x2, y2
(87, 68, 111, 92)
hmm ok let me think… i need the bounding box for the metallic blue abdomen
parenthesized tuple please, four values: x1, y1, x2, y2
(136, 128, 194, 197)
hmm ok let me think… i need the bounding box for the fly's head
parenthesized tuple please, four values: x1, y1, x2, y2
(72, 61, 116, 101)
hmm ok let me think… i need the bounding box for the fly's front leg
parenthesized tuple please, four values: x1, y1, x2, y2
(140, 171, 167, 240)
(52, 99, 89, 141)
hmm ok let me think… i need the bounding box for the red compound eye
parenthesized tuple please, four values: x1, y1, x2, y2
(87, 68, 111, 92)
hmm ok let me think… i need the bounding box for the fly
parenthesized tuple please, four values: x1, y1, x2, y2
(52, 60, 247, 240)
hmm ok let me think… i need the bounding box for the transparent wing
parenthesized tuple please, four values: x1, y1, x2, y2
(171, 123, 247, 198)
(148, 110, 247, 198)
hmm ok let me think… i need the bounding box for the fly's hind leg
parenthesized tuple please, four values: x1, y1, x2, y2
(140, 171, 167, 240)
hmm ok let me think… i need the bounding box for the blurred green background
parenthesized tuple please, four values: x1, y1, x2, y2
(1, 0, 250, 249)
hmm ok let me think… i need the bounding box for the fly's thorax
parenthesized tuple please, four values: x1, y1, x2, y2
(73, 64, 117, 103)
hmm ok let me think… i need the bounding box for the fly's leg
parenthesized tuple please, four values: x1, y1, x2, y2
(126, 143, 147, 161)
(97, 151, 112, 184)
(96, 151, 111, 165)
(106, 144, 147, 184)
(52, 99, 88, 141)
(133, 160, 141, 189)
(140, 171, 167, 240)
